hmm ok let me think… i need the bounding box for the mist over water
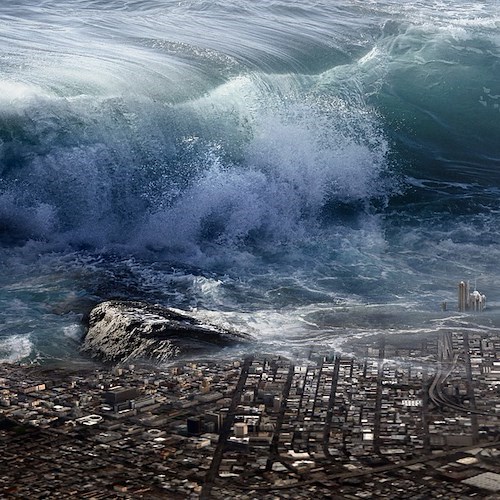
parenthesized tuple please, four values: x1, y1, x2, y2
(0, 0, 499, 362)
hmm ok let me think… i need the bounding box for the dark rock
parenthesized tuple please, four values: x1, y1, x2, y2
(82, 300, 252, 363)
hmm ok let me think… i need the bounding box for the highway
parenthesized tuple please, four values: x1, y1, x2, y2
(429, 331, 490, 417)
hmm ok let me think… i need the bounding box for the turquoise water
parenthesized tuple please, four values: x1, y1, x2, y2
(0, 0, 499, 362)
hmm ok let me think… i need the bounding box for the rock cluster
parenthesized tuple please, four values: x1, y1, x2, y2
(83, 300, 251, 363)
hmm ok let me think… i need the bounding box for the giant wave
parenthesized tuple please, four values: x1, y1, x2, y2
(0, 0, 499, 362)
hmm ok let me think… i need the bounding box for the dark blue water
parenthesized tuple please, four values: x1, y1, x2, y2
(0, 0, 499, 362)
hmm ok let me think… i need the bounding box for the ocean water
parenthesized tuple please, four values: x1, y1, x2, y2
(0, 0, 499, 363)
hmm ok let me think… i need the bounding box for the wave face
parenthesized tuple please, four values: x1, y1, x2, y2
(0, 0, 499, 361)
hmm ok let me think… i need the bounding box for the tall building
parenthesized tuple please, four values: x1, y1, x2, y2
(204, 412, 222, 433)
(470, 290, 486, 312)
(234, 422, 248, 438)
(458, 281, 486, 312)
(187, 416, 203, 435)
(458, 281, 469, 312)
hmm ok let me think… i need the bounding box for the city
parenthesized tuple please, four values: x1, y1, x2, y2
(0, 329, 499, 499)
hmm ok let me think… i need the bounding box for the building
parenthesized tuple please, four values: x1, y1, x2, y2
(458, 281, 486, 312)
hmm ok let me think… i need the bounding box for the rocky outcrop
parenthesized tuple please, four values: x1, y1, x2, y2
(82, 300, 252, 363)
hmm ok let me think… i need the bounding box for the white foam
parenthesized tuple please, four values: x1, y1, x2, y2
(136, 74, 390, 262)
(63, 324, 84, 342)
(0, 334, 33, 363)
(0, 80, 50, 105)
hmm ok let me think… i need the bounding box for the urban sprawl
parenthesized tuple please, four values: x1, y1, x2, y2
(1, 330, 499, 499)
